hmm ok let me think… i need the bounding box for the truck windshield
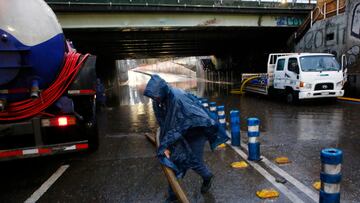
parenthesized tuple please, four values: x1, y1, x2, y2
(299, 56, 340, 72)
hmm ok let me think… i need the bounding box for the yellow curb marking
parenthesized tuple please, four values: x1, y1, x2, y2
(217, 143, 227, 149)
(338, 97, 360, 102)
(313, 181, 321, 191)
(231, 161, 249, 169)
(256, 189, 280, 199)
(275, 157, 292, 164)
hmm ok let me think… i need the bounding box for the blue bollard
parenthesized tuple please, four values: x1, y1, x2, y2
(247, 118, 260, 161)
(209, 102, 218, 120)
(201, 98, 209, 109)
(230, 110, 241, 146)
(217, 106, 226, 130)
(320, 148, 343, 203)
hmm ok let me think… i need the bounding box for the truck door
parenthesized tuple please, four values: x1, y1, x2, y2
(274, 58, 286, 89)
(286, 58, 300, 89)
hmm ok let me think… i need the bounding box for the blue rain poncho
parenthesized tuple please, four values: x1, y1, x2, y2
(144, 74, 229, 177)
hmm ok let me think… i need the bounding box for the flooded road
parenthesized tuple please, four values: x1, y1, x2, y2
(0, 71, 359, 202)
(103, 71, 360, 202)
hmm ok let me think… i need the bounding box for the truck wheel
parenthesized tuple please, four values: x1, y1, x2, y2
(86, 121, 99, 151)
(286, 91, 298, 104)
(73, 96, 99, 151)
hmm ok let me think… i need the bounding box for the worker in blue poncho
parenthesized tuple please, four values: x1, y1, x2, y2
(143, 74, 229, 202)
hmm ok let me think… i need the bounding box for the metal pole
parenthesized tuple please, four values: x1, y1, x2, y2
(336, 0, 339, 15)
(311, 11, 313, 27)
(145, 132, 190, 203)
(324, 2, 327, 19)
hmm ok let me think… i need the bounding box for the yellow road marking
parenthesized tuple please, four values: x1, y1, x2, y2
(338, 97, 360, 102)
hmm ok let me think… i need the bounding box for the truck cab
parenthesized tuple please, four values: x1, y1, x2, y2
(274, 53, 345, 102)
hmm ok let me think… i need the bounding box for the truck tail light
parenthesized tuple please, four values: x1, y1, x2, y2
(41, 116, 76, 127)
(58, 117, 68, 126)
(300, 81, 304, 87)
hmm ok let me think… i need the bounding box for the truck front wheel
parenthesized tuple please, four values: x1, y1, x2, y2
(286, 91, 299, 104)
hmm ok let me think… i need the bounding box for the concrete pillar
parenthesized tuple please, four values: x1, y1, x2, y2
(196, 59, 205, 79)
(96, 56, 116, 88)
(116, 60, 129, 85)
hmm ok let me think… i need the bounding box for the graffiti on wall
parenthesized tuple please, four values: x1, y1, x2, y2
(276, 17, 304, 26)
(347, 2, 360, 70)
(300, 23, 346, 51)
(351, 3, 360, 39)
(347, 46, 360, 65)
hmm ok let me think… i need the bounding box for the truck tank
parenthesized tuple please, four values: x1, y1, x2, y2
(0, 0, 65, 102)
(0, 0, 99, 156)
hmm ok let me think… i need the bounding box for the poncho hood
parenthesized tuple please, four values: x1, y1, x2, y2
(144, 74, 170, 102)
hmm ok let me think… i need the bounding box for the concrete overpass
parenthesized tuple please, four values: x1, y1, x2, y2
(45, 0, 316, 84)
(46, 0, 315, 58)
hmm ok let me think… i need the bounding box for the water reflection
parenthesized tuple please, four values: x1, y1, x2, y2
(107, 71, 349, 146)
(109, 71, 199, 106)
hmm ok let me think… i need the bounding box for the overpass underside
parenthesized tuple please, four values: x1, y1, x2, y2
(59, 13, 301, 61)
(65, 26, 295, 69)
(52, 7, 310, 72)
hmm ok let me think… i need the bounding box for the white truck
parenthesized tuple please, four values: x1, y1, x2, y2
(242, 53, 345, 103)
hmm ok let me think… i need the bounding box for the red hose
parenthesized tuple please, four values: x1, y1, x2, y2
(0, 52, 90, 121)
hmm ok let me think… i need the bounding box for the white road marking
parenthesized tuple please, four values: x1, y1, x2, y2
(239, 140, 318, 202)
(24, 165, 70, 203)
(226, 131, 318, 202)
(227, 141, 305, 203)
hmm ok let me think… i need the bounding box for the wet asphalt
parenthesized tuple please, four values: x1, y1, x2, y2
(0, 71, 359, 202)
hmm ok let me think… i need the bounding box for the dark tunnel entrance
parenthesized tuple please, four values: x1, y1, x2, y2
(64, 26, 297, 75)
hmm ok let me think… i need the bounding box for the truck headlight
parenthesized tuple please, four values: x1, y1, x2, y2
(305, 83, 312, 89)
(300, 81, 312, 89)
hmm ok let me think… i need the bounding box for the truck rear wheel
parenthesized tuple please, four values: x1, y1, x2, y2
(73, 95, 99, 151)
(86, 121, 99, 151)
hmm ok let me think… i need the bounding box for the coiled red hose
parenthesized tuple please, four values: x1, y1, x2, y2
(0, 52, 90, 121)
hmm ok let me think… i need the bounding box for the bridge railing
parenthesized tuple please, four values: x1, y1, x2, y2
(46, 0, 316, 9)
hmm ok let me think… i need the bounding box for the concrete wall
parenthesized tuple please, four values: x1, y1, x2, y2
(295, 0, 360, 95)
(296, 0, 360, 71)
(295, 13, 347, 59)
(345, 0, 360, 72)
(116, 60, 131, 84)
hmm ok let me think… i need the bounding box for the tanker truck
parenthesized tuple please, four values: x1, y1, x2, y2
(0, 0, 99, 160)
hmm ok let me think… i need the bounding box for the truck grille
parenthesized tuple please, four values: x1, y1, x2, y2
(314, 83, 334, 90)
